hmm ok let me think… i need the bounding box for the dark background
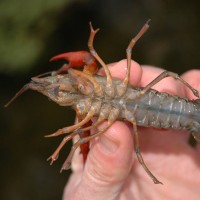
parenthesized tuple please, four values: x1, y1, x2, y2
(1, 0, 200, 199)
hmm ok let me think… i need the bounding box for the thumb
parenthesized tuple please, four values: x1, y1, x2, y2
(67, 121, 134, 200)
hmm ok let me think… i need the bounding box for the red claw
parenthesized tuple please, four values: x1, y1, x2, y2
(50, 51, 98, 75)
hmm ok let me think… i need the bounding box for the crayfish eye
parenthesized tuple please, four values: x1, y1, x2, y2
(78, 84, 84, 91)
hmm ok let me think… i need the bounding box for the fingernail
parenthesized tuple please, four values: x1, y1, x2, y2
(99, 133, 119, 153)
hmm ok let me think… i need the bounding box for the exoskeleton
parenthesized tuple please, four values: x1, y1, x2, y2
(5, 20, 200, 184)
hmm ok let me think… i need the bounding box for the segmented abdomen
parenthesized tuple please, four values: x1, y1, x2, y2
(124, 88, 200, 131)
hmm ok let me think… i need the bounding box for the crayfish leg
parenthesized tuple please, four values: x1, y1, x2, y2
(83, 63, 98, 75)
(45, 107, 95, 137)
(138, 71, 199, 98)
(117, 20, 150, 97)
(46, 117, 104, 166)
(60, 106, 119, 171)
(77, 114, 92, 163)
(126, 111, 162, 184)
(68, 68, 103, 96)
(67, 69, 94, 96)
(47, 132, 77, 165)
(60, 120, 115, 172)
(76, 110, 109, 133)
(88, 22, 116, 97)
(192, 132, 200, 142)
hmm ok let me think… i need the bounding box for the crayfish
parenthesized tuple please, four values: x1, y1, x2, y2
(5, 20, 200, 185)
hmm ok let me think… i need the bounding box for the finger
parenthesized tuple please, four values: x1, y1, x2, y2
(64, 121, 134, 200)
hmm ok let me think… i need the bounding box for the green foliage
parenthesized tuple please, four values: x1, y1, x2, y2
(0, 0, 72, 73)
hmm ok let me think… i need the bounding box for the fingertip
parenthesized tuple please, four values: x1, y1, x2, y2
(85, 121, 134, 180)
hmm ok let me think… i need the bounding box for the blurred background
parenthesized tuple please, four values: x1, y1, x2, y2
(1, 0, 200, 199)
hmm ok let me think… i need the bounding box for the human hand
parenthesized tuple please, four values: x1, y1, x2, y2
(63, 60, 200, 200)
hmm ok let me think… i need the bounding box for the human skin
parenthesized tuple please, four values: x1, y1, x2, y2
(63, 60, 200, 200)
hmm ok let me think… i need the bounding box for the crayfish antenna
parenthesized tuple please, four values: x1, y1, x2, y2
(34, 71, 55, 78)
(4, 84, 30, 107)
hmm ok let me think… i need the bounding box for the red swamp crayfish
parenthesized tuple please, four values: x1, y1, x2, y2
(5, 20, 200, 184)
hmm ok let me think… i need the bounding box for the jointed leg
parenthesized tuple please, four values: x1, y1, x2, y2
(88, 23, 115, 97)
(76, 114, 92, 163)
(47, 102, 112, 165)
(45, 105, 97, 137)
(88, 23, 112, 85)
(75, 117, 105, 133)
(138, 71, 199, 98)
(117, 20, 150, 96)
(47, 132, 77, 164)
(60, 106, 119, 171)
(129, 116, 162, 184)
(68, 68, 103, 96)
(192, 132, 200, 142)
(60, 120, 114, 171)
(75, 103, 112, 134)
(47, 105, 111, 165)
